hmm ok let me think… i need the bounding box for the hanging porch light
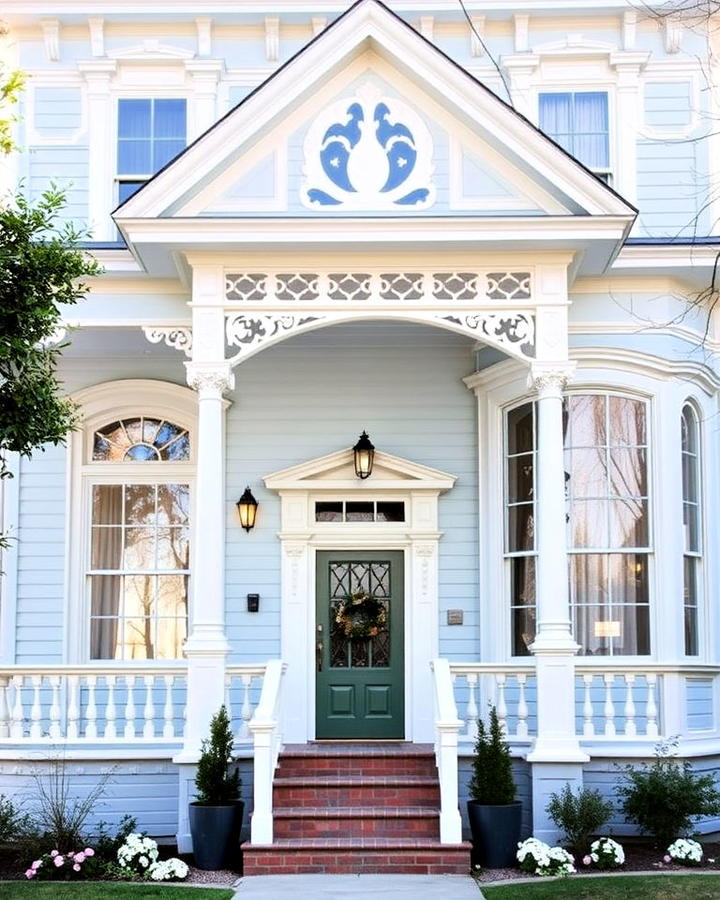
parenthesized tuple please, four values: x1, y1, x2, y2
(353, 431, 375, 480)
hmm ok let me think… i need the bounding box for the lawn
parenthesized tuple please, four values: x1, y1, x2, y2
(482, 874, 720, 900)
(0, 884, 235, 900)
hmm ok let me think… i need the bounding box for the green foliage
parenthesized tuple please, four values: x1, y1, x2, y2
(0, 66, 25, 155)
(467, 705, 517, 805)
(0, 186, 100, 544)
(0, 793, 34, 845)
(194, 706, 241, 804)
(546, 783, 613, 855)
(92, 815, 137, 866)
(616, 739, 720, 849)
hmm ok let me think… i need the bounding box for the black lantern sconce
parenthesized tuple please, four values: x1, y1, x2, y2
(236, 486, 259, 531)
(353, 431, 375, 480)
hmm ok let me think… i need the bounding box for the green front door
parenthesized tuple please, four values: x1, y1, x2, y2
(315, 551, 404, 739)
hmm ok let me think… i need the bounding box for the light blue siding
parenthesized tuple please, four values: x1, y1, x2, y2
(28, 145, 89, 228)
(223, 324, 478, 662)
(687, 677, 714, 732)
(15, 446, 67, 664)
(33, 87, 83, 138)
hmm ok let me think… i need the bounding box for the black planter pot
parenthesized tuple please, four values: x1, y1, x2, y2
(467, 800, 522, 869)
(189, 800, 244, 870)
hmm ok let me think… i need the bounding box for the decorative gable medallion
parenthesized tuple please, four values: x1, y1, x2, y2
(301, 83, 435, 210)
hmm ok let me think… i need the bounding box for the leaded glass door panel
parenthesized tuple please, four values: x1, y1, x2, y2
(315, 551, 404, 739)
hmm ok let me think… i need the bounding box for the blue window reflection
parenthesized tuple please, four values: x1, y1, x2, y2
(117, 98, 186, 176)
(539, 92, 609, 173)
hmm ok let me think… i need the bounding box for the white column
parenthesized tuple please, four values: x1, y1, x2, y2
(609, 52, 649, 209)
(185, 60, 223, 141)
(175, 362, 234, 762)
(527, 365, 587, 764)
(78, 60, 117, 241)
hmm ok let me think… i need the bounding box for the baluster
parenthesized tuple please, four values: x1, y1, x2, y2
(646, 673, 659, 738)
(516, 674, 529, 738)
(48, 676, 61, 739)
(225, 673, 237, 740)
(624, 674, 636, 737)
(466, 673, 478, 741)
(240, 674, 253, 740)
(583, 674, 595, 737)
(143, 675, 155, 739)
(30, 676, 43, 739)
(10, 675, 24, 739)
(496, 674, 508, 736)
(67, 675, 79, 740)
(85, 675, 98, 739)
(163, 675, 175, 739)
(0, 676, 10, 738)
(104, 675, 116, 739)
(124, 675, 136, 739)
(603, 673, 616, 738)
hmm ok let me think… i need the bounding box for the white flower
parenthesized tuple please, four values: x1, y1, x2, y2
(667, 838, 703, 865)
(588, 837, 625, 868)
(517, 837, 574, 876)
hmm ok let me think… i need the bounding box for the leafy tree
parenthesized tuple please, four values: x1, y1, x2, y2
(468, 705, 517, 805)
(0, 54, 25, 155)
(0, 187, 100, 547)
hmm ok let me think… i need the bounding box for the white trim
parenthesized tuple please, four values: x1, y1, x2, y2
(264, 446, 455, 744)
(0, 454, 20, 663)
(65, 380, 197, 663)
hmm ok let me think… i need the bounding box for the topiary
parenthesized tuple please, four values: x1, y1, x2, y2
(468, 705, 517, 805)
(194, 706, 241, 804)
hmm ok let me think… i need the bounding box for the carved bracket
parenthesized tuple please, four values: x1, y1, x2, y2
(440, 312, 535, 358)
(142, 326, 193, 357)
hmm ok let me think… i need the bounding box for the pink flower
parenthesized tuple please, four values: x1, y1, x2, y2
(54, 856, 64, 867)
(664, 855, 672, 863)
(31, 860, 42, 870)
(25, 869, 35, 879)
(73, 863, 81, 872)
(50, 850, 59, 858)
(583, 855, 592, 865)
(74, 852, 85, 863)
(84, 848, 95, 857)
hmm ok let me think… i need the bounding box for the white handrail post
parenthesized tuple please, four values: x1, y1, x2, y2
(248, 659, 285, 845)
(430, 658, 463, 845)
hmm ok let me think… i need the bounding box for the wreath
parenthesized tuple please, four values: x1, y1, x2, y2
(335, 590, 387, 639)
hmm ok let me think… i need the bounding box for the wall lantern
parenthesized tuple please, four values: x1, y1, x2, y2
(353, 431, 375, 480)
(236, 486, 259, 531)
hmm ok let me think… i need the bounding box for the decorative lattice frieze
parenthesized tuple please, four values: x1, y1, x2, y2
(486, 272, 531, 301)
(225, 273, 267, 302)
(142, 326, 193, 357)
(327, 273, 372, 301)
(379, 272, 424, 301)
(275, 273, 320, 302)
(432, 272, 479, 301)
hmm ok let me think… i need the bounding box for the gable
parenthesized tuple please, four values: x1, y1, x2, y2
(117, 0, 633, 227)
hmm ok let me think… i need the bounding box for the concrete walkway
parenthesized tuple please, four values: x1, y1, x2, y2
(233, 873, 481, 899)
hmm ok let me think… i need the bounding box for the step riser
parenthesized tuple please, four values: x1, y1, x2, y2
(243, 849, 470, 876)
(274, 816, 439, 839)
(273, 785, 440, 808)
(277, 757, 436, 778)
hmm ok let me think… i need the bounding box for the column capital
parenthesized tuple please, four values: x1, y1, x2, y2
(186, 362, 234, 397)
(528, 363, 576, 397)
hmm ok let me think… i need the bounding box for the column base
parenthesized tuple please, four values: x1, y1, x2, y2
(529, 761, 585, 843)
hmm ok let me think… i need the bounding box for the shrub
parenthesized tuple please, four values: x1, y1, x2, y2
(666, 838, 703, 866)
(195, 706, 240, 804)
(468, 706, 516, 805)
(582, 836, 625, 870)
(546, 783, 613, 855)
(516, 837, 575, 876)
(93, 814, 137, 866)
(616, 739, 720, 849)
(116, 832, 188, 881)
(24, 846, 99, 881)
(0, 794, 34, 845)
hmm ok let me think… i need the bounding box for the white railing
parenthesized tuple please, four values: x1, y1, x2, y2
(0, 665, 187, 742)
(225, 664, 268, 743)
(430, 659, 463, 844)
(448, 663, 536, 743)
(248, 659, 286, 845)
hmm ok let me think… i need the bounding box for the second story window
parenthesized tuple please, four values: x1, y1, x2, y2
(539, 91, 610, 182)
(117, 98, 186, 205)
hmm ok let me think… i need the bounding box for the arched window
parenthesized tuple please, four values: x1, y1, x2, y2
(72, 381, 196, 662)
(681, 404, 701, 656)
(505, 392, 650, 656)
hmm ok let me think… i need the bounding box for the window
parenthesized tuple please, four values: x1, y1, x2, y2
(539, 92, 611, 181)
(681, 404, 701, 656)
(505, 393, 650, 656)
(87, 415, 191, 660)
(315, 500, 405, 523)
(505, 403, 536, 656)
(116, 98, 186, 205)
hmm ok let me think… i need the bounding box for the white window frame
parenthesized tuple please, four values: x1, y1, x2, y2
(65, 380, 197, 663)
(681, 400, 703, 657)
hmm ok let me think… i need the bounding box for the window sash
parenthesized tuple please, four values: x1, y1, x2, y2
(539, 91, 610, 171)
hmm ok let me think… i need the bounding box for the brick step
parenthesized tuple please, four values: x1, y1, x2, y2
(273, 775, 440, 809)
(273, 805, 440, 839)
(242, 838, 472, 875)
(277, 743, 437, 778)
